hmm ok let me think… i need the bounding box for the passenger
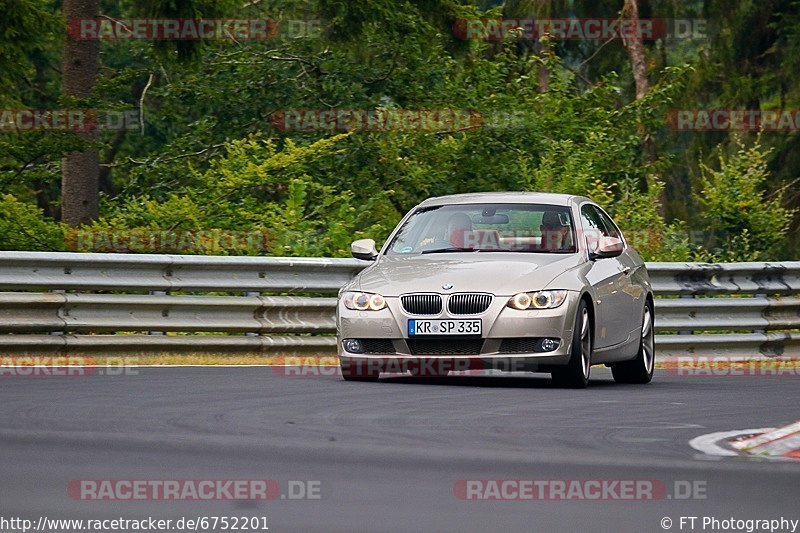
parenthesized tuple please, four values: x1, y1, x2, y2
(446, 213, 473, 248)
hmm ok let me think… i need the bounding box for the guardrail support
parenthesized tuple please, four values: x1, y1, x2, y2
(245, 291, 260, 336)
(148, 290, 167, 335)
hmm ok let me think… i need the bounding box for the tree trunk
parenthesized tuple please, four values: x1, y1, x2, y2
(621, 0, 665, 214)
(533, 0, 551, 94)
(538, 61, 549, 93)
(61, 0, 100, 226)
(622, 0, 649, 100)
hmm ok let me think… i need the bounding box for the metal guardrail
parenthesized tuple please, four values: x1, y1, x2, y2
(646, 262, 800, 295)
(0, 251, 362, 292)
(0, 293, 337, 333)
(0, 252, 798, 357)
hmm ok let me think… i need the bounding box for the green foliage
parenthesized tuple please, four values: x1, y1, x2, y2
(92, 133, 389, 256)
(0, 194, 66, 251)
(0, 0, 798, 261)
(698, 137, 795, 261)
(0, 0, 62, 106)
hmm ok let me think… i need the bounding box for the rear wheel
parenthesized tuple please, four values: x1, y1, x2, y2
(552, 300, 591, 388)
(611, 300, 655, 384)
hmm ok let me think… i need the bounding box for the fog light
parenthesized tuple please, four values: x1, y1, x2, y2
(540, 338, 560, 352)
(343, 339, 364, 354)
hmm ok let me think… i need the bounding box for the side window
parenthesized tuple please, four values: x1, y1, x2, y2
(580, 204, 618, 251)
(580, 205, 609, 237)
(595, 208, 623, 242)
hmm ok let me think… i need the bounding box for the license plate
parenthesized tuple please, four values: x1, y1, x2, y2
(408, 319, 482, 336)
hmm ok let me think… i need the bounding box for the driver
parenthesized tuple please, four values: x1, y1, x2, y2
(540, 211, 570, 251)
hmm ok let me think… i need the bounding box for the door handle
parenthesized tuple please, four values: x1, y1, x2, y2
(622, 266, 632, 276)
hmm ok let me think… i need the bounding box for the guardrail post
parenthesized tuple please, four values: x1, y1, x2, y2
(754, 292, 767, 334)
(148, 290, 166, 335)
(50, 289, 65, 336)
(678, 294, 694, 335)
(245, 291, 260, 336)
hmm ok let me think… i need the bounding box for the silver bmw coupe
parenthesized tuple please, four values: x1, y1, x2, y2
(336, 192, 654, 387)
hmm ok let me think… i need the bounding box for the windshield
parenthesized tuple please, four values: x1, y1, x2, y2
(385, 203, 577, 255)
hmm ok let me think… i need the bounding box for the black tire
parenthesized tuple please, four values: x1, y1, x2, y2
(552, 299, 592, 389)
(611, 300, 655, 384)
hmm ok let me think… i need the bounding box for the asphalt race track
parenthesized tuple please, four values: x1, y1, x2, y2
(0, 367, 798, 533)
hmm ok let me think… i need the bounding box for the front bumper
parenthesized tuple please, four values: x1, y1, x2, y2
(336, 291, 581, 372)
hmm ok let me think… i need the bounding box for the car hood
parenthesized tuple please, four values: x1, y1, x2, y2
(352, 253, 584, 296)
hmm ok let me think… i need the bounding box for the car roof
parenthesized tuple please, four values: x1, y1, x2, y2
(417, 192, 590, 208)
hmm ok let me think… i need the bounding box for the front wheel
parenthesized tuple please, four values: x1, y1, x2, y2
(551, 300, 592, 388)
(611, 300, 655, 384)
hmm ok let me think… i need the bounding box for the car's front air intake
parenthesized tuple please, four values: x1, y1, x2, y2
(401, 294, 443, 315)
(447, 293, 492, 315)
(407, 339, 484, 355)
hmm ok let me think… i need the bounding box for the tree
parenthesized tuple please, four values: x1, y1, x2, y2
(60, 0, 100, 226)
(502, 0, 554, 93)
(1, 0, 798, 259)
(698, 138, 795, 261)
(620, 0, 663, 214)
(621, 0, 649, 100)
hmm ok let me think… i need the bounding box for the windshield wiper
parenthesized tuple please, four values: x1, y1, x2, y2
(420, 248, 576, 254)
(420, 247, 480, 255)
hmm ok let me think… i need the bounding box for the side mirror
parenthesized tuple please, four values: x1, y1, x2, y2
(351, 238, 378, 261)
(589, 236, 624, 260)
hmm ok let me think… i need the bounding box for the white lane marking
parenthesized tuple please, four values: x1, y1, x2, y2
(690, 428, 774, 457)
(613, 423, 705, 429)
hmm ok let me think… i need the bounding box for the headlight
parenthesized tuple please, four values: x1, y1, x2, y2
(508, 290, 568, 310)
(342, 291, 387, 311)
